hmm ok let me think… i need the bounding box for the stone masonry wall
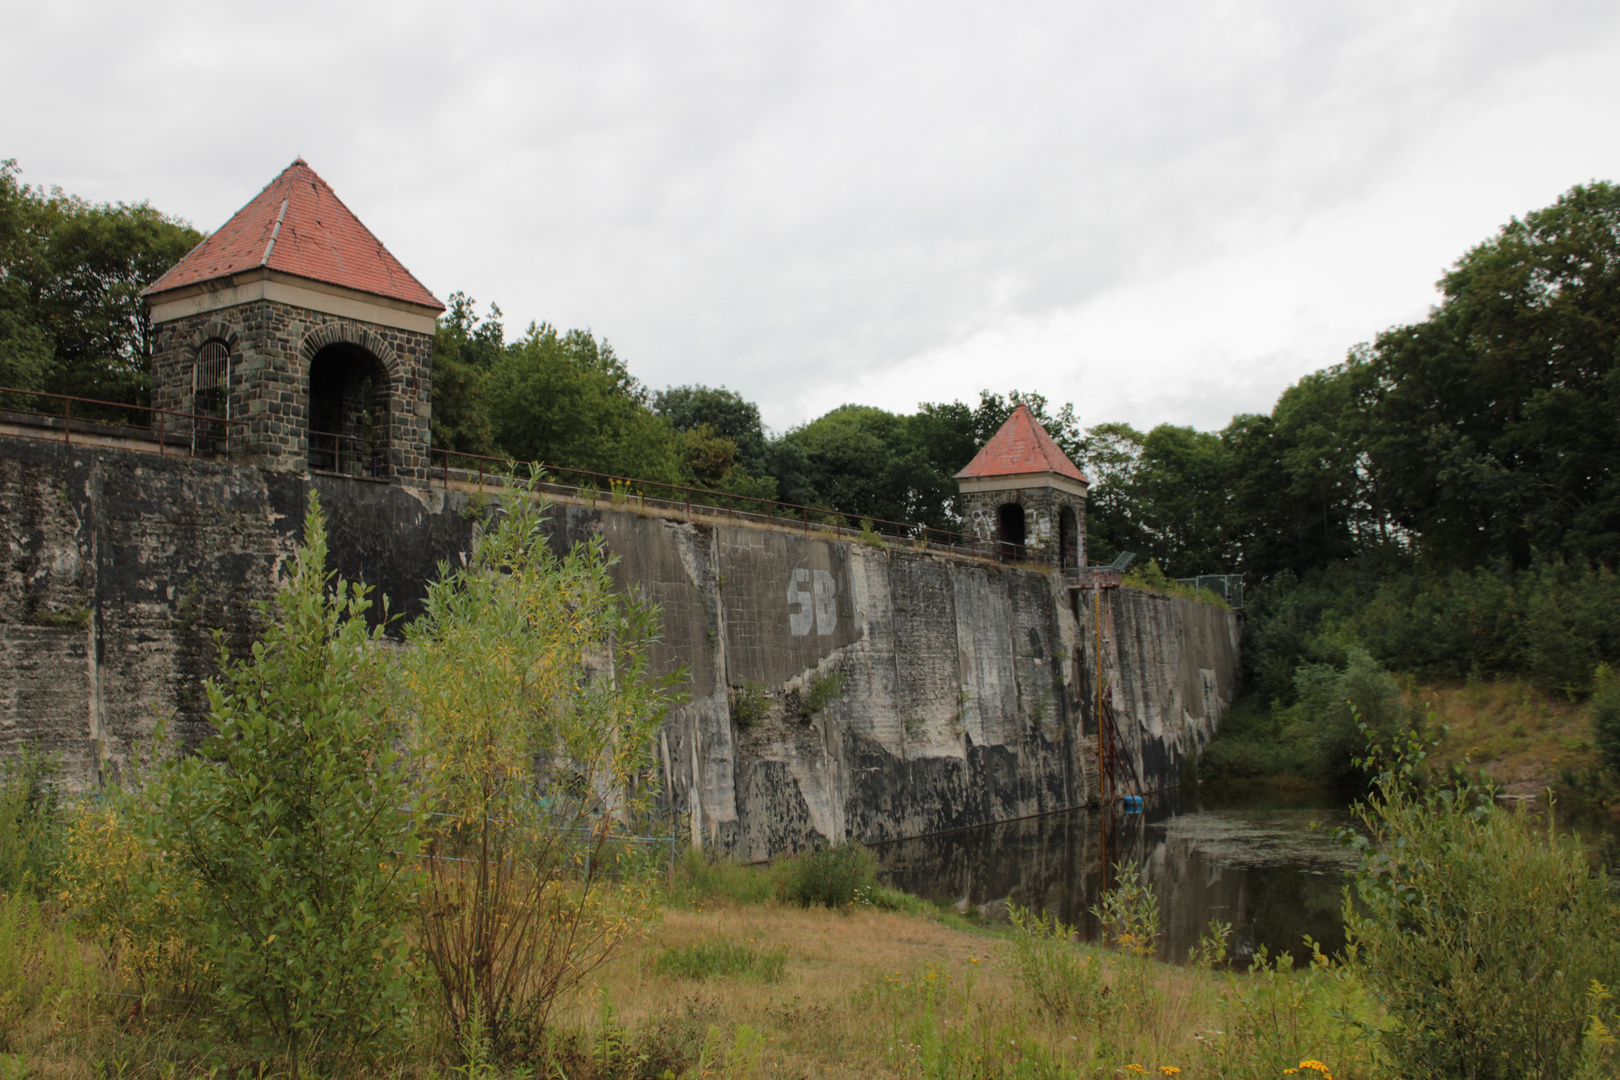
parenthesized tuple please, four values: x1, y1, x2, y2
(0, 436, 1238, 855)
(960, 484, 1087, 567)
(150, 300, 433, 485)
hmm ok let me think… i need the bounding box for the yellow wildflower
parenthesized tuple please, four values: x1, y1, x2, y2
(1160, 1068, 1181, 1076)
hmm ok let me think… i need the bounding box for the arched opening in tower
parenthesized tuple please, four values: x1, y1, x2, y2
(307, 343, 391, 478)
(1059, 505, 1079, 570)
(191, 338, 231, 454)
(997, 502, 1026, 560)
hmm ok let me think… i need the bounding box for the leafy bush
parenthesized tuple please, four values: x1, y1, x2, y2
(58, 799, 206, 997)
(793, 671, 846, 721)
(653, 936, 787, 982)
(728, 682, 770, 729)
(858, 883, 929, 914)
(401, 476, 677, 1048)
(1285, 646, 1405, 788)
(777, 842, 876, 908)
(1346, 730, 1620, 1079)
(1123, 558, 1231, 608)
(152, 493, 420, 1076)
(1093, 862, 1159, 960)
(1006, 904, 1107, 1020)
(1200, 941, 1373, 1080)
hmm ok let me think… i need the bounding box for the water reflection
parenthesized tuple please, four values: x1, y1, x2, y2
(870, 788, 1359, 966)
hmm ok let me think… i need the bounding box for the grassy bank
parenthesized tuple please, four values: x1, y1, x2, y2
(0, 861, 1372, 1079)
(3, 820, 1618, 1079)
(1198, 675, 1603, 797)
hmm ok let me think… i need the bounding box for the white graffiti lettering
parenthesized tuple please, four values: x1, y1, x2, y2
(813, 569, 837, 635)
(788, 568, 838, 636)
(787, 568, 814, 636)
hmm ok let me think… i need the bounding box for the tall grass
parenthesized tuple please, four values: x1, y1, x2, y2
(0, 750, 65, 897)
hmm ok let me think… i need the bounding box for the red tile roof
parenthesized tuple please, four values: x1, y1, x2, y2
(142, 159, 444, 311)
(955, 403, 1088, 484)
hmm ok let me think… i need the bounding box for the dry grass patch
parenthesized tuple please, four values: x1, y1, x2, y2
(550, 902, 1236, 1079)
(1413, 677, 1594, 792)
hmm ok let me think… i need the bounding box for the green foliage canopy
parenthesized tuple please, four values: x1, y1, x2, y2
(0, 160, 202, 409)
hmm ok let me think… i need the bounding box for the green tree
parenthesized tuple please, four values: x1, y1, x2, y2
(486, 323, 685, 483)
(430, 291, 503, 455)
(153, 494, 419, 1076)
(779, 404, 949, 526)
(1367, 181, 1620, 568)
(0, 160, 202, 410)
(654, 383, 771, 476)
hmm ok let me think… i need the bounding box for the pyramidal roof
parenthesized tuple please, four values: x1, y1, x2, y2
(955, 403, 1088, 484)
(142, 159, 443, 311)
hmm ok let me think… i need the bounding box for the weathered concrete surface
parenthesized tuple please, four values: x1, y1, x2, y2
(0, 435, 1240, 857)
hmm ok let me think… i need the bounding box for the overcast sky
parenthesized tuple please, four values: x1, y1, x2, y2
(7, 1, 1620, 434)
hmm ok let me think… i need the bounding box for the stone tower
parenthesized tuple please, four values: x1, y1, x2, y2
(955, 404, 1089, 567)
(141, 159, 444, 485)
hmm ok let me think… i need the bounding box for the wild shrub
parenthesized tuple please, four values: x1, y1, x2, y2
(652, 936, 787, 982)
(1198, 940, 1372, 1080)
(0, 749, 64, 898)
(793, 670, 846, 720)
(1093, 863, 1162, 1018)
(400, 476, 679, 1049)
(1093, 862, 1159, 960)
(1591, 664, 1620, 774)
(776, 842, 876, 908)
(728, 682, 770, 729)
(151, 493, 420, 1077)
(1284, 646, 1405, 788)
(58, 798, 206, 998)
(857, 883, 929, 914)
(1006, 904, 1108, 1020)
(1346, 728, 1620, 1079)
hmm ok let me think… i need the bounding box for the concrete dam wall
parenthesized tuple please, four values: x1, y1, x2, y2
(1, 435, 1241, 857)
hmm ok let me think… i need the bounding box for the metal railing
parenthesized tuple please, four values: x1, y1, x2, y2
(0, 385, 1102, 572)
(1176, 573, 1244, 608)
(429, 445, 1026, 563)
(0, 385, 244, 457)
(307, 429, 381, 478)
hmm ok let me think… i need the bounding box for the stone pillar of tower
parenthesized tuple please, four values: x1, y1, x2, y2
(955, 404, 1090, 567)
(141, 159, 444, 486)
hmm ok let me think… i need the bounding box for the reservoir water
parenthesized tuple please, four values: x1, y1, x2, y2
(870, 788, 1361, 966)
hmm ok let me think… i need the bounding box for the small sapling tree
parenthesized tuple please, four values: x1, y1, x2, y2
(153, 493, 420, 1077)
(400, 475, 679, 1049)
